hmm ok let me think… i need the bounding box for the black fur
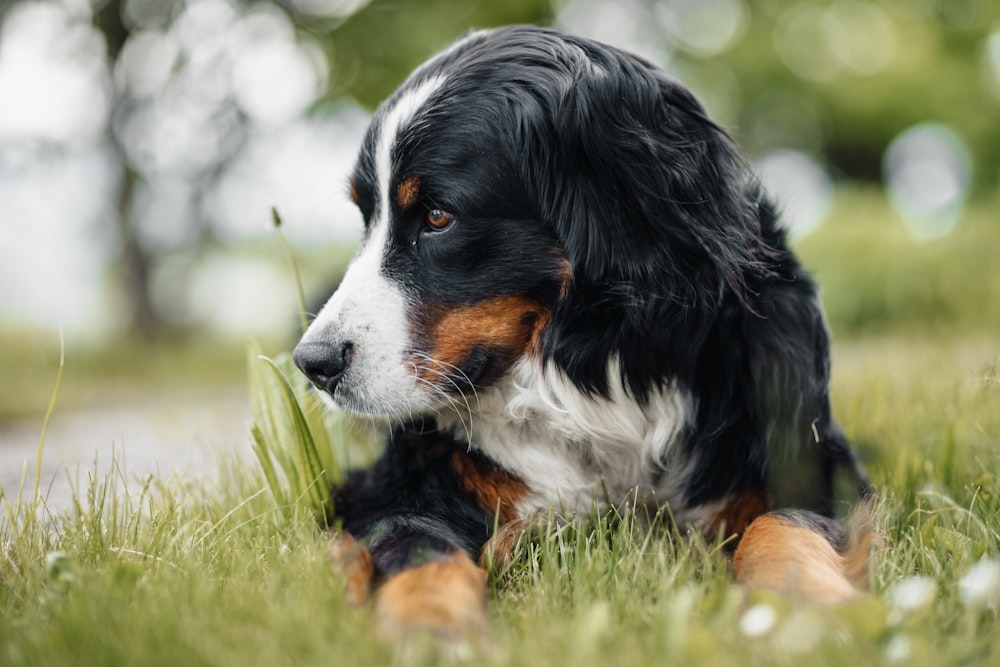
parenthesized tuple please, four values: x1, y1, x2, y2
(331, 418, 496, 576)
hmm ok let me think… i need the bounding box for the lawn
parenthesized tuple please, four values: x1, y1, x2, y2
(1, 189, 998, 666)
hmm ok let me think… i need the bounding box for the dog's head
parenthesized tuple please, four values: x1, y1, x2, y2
(294, 26, 771, 418)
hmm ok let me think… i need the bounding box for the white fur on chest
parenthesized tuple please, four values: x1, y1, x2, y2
(436, 357, 696, 517)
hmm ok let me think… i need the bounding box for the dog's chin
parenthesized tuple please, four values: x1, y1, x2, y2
(316, 372, 498, 423)
(316, 388, 411, 421)
(314, 379, 436, 422)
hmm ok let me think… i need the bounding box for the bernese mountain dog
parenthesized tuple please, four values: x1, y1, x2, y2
(293, 25, 873, 638)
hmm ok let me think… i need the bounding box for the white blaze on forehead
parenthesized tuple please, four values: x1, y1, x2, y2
(374, 74, 446, 229)
(299, 74, 447, 417)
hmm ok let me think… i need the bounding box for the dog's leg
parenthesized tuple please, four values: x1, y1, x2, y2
(329, 532, 375, 605)
(330, 527, 491, 642)
(374, 550, 489, 641)
(328, 515, 493, 642)
(331, 508, 495, 643)
(327, 425, 527, 641)
(732, 505, 876, 604)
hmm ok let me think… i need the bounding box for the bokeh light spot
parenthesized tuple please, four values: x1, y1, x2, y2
(655, 0, 748, 57)
(0, 2, 111, 144)
(824, 1, 896, 75)
(755, 149, 834, 238)
(206, 110, 368, 243)
(117, 30, 181, 98)
(983, 31, 1000, 101)
(173, 0, 238, 56)
(883, 123, 972, 240)
(289, 0, 372, 19)
(555, 0, 670, 68)
(774, 4, 844, 82)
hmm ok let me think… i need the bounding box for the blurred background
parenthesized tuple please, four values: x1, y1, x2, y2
(1, 0, 998, 505)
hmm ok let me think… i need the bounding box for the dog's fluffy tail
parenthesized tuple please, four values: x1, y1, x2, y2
(732, 500, 878, 603)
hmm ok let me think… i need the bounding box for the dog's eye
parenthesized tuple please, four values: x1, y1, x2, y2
(425, 209, 455, 232)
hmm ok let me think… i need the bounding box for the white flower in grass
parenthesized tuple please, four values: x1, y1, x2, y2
(959, 559, 1000, 610)
(885, 634, 911, 662)
(773, 610, 824, 655)
(740, 603, 777, 638)
(887, 576, 937, 613)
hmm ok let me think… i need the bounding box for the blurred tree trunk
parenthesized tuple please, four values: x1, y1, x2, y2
(94, 0, 162, 340)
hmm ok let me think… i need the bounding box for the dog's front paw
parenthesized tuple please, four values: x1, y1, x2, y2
(374, 551, 490, 643)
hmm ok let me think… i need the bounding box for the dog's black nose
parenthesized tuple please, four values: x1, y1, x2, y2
(293, 340, 354, 393)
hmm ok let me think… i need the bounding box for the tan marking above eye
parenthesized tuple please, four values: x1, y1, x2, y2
(348, 177, 360, 204)
(425, 208, 455, 231)
(396, 176, 420, 209)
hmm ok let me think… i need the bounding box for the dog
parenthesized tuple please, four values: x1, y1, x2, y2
(293, 25, 873, 639)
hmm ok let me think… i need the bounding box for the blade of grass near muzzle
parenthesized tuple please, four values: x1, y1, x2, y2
(247, 338, 336, 520)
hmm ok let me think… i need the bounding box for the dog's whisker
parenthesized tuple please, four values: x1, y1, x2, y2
(414, 366, 477, 440)
(411, 364, 474, 443)
(407, 351, 481, 415)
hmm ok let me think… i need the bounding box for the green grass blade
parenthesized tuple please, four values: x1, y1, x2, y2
(259, 355, 334, 511)
(246, 336, 337, 517)
(33, 329, 65, 508)
(271, 206, 310, 335)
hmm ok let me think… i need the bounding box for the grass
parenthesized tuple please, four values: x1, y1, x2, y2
(0, 333, 253, 423)
(1, 189, 999, 665)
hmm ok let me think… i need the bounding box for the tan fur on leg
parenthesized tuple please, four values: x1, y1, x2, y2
(733, 505, 876, 604)
(374, 552, 489, 641)
(329, 533, 374, 605)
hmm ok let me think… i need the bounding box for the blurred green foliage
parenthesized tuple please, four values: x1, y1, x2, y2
(710, 0, 1000, 184)
(796, 188, 1000, 337)
(0, 333, 249, 422)
(315, 0, 554, 106)
(309, 0, 1000, 190)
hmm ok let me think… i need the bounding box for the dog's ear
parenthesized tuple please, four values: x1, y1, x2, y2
(518, 46, 769, 306)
